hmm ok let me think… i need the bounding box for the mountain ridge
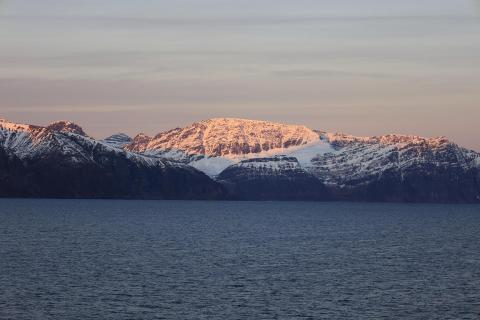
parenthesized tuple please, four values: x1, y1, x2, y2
(1, 117, 479, 202)
(126, 118, 321, 158)
(0, 118, 225, 199)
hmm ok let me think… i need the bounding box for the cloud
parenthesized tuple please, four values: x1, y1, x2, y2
(0, 106, 155, 113)
(273, 69, 393, 79)
(1, 13, 475, 29)
(0, 77, 301, 108)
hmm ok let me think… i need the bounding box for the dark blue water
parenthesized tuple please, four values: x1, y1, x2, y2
(0, 200, 479, 319)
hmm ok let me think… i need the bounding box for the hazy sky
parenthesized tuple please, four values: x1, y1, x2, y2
(1, 0, 479, 149)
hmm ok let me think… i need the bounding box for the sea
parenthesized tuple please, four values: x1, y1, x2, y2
(0, 199, 479, 319)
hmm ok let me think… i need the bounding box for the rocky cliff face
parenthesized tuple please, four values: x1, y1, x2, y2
(46, 121, 88, 136)
(126, 118, 320, 157)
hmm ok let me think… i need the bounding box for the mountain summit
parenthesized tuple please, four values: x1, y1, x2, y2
(46, 121, 88, 136)
(126, 118, 320, 157)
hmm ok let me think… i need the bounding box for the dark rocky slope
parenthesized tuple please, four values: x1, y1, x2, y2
(217, 157, 330, 201)
(0, 120, 225, 199)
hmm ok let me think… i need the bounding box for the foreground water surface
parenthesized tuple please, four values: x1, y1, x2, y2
(0, 199, 479, 319)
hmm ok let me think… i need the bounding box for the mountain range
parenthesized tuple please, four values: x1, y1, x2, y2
(1, 117, 479, 202)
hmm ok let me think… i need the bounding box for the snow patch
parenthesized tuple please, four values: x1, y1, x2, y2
(285, 139, 336, 168)
(184, 139, 335, 177)
(190, 157, 235, 177)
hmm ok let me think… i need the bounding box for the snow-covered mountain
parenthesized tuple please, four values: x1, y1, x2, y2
(102, 133, 133, 149)
(125, 117, 480, 202)
(126, 118, 334, 176)
(0, 118, 157, 165)
(1, 117, 479, 202)
(312, 133, 478, 186)
(309, 133, 480, 202)
(47, 120, 88, 136)
(127, 118, 320, 156)
(0, 118, 224, 199)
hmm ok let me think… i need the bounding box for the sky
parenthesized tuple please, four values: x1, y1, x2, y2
(0, 0, 479, 150)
